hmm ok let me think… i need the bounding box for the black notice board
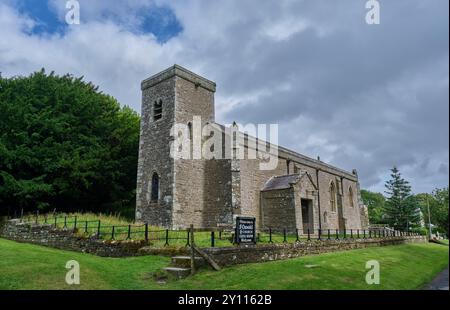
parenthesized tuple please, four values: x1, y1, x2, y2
(235, 216, 256, 244)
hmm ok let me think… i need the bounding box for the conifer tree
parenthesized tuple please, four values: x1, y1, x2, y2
(383, 167, 421, 230)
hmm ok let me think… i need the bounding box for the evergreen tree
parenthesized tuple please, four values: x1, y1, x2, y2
(0, 70, 140, 216)
(383, 167, 421, 230)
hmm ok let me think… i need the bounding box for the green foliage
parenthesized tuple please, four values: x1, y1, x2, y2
(361, 189, 386, 224)
(417, 188, 449, 236)
(0, 70, 140, 215)
(383, 167, 421, 230)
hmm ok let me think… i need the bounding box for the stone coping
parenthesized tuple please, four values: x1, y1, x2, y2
(141, 64, 216, 92)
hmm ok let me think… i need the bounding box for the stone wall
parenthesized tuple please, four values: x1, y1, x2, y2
(204, 235, 427, 267)
(237, 140, 363, 231)
(172, 74, 218, 229)
(1, 220, 150, 257)
(261, 188, 295, 231)
(1, 219, 426, 267)
(136, 73, 176, 227)
(239, 157, 288, 228)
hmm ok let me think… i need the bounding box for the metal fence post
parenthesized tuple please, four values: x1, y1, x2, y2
(190, 225, 195, 276)
(97, 220, 101, 238)
(363, 229, 366, 239)
(165, 229, 169, 246)
(211, 231, 215, 247)
(350, 229, 353, 239)
(111, 225, 115, 240)
(283, 229, 287, 243)
(357, 229, 359, 239)
(186, 229, 190, 246)
(145, 223, 149, 241)
(335, 229, 339, 240)
(343, 229, 347, 239)
(307, 228, 311, 241)
(296, 229, 299, 242)
(84, 221, 88, 234)
(269, 228, 273, 243)
(328, 229, 331, 240)
(127, 225, 131, 240)
(318, 229, 322, 241)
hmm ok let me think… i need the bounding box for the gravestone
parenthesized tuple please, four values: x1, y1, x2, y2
(235, 216, 256, 244)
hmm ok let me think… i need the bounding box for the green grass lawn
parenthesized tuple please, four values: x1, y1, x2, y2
(0, 238, 447, 290)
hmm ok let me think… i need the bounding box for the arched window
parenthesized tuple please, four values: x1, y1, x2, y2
(151, 173, 159, 202)
(330, 182, 336, 212)
(348, 186, 354, 208)
(153, 99, 162, 121)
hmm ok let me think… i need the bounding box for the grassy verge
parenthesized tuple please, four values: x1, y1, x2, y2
(0, 238, 447, 290)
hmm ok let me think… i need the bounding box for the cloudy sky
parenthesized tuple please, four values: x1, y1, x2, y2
(0, 0, 448, 194)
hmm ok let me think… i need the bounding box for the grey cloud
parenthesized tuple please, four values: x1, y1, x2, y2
(0, 0, 448, 193)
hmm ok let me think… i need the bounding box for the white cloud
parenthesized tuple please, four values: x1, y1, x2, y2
(0, 0, 448, 194)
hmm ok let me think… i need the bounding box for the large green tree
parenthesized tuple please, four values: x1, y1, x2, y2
(0, 70, 140, 215)
(383, 167, 421, 230)
(360, 189, 386, 224)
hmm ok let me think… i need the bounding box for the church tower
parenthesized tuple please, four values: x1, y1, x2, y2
(135, 65, 217, 228)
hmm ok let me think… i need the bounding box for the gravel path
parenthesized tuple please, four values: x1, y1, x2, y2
(424, 267, 449, 290)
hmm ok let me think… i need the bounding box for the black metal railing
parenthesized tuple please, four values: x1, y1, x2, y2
(10, 210, 424, 248)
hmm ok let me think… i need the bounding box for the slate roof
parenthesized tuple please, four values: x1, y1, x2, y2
(261, 174, 300, 191)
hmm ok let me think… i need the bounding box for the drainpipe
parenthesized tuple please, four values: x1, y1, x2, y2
(316, 168, 322, 230)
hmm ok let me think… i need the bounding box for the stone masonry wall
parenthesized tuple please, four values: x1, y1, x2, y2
(239, 152, 362, 231)
(172, 76, 233, 229)
(204, 235, 427, 267)
(136, 76, 176, 227)
(2, 219, 426, 266)
(261, 188, 296, 231)
(239, 158, 288, 228)
(1, 220, 147, 257)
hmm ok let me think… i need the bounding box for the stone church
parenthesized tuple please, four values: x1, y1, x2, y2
(136, 65, 369, 232)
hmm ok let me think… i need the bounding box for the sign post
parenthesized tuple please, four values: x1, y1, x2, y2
(235, 216, 256, 244)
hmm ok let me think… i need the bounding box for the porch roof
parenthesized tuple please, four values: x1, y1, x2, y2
(261, 174, 300, 191)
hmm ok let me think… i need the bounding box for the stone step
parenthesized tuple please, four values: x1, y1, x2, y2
(163, 267, 191, 279)
(171, 256, 206, 268)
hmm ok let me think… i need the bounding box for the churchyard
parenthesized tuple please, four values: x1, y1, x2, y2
(0, 238, 447, 290)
